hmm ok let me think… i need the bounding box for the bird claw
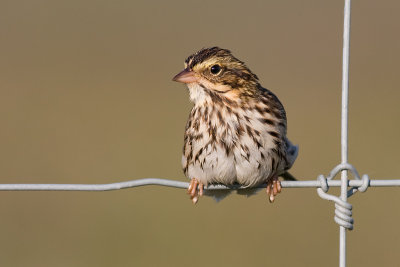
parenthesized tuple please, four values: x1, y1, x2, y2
(187, 178, 204, 204)
(266, 178, 281, 203)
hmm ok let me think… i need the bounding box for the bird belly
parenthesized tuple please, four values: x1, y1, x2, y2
(182, 103, 282, 187)
(183, 142, 237, 186)
(183, 143, 274, 187)
(182, 131, 277, 188)
(234, 149, 275, 187)
(233, 112, 279, 187)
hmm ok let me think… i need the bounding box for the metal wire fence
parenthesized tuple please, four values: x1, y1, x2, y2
(1, 1, 399, 266)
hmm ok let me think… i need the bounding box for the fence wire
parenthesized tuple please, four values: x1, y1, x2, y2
(339, 1, 352, 265)
(0, 175, 399, 192)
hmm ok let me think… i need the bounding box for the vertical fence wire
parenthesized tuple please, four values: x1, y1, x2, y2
(340, 0, 352, 266)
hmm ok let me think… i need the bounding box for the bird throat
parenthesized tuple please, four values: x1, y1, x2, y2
(187, 82, 241, 107)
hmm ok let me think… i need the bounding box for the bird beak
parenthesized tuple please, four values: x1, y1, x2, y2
(172, 69, 198, 83)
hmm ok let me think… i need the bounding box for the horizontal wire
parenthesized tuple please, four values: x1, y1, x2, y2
(0, 178, 398, 191)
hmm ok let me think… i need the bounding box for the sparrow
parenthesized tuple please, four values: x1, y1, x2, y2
(173, 47, 298, 204)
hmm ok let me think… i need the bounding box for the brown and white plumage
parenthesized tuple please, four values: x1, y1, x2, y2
(173, 47, 298, 203)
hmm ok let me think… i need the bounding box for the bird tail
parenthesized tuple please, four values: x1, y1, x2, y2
(280, 171, 297, 181)
(285, 141, 299, 170)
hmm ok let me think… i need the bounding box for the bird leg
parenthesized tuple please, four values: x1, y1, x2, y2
(187, 178, 204, 204)
(266, 176, 282, 203)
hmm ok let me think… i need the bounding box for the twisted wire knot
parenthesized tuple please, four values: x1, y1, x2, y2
(334, 198, 353, 230)
(317, 163, 369, 230)
(358, 174, 370, 192)
(317, 175, 329, 192)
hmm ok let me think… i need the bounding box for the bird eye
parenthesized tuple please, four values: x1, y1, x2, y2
(210, 64, 221, 75)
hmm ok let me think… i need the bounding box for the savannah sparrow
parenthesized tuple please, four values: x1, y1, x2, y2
(173, 47, 298, 204)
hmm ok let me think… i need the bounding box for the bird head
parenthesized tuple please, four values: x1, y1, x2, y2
(173, 47, 261, 104)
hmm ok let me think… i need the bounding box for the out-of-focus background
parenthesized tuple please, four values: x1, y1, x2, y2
(1, 0, 399, 266)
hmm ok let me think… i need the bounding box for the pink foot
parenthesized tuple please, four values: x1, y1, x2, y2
(187, 178, 204, 204)
(266, 177, 282, 203)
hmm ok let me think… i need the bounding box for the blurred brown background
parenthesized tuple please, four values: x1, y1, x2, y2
(1, 0, 399, 266)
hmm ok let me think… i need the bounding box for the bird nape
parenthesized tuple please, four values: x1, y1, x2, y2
(173, 47, 298, 204)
